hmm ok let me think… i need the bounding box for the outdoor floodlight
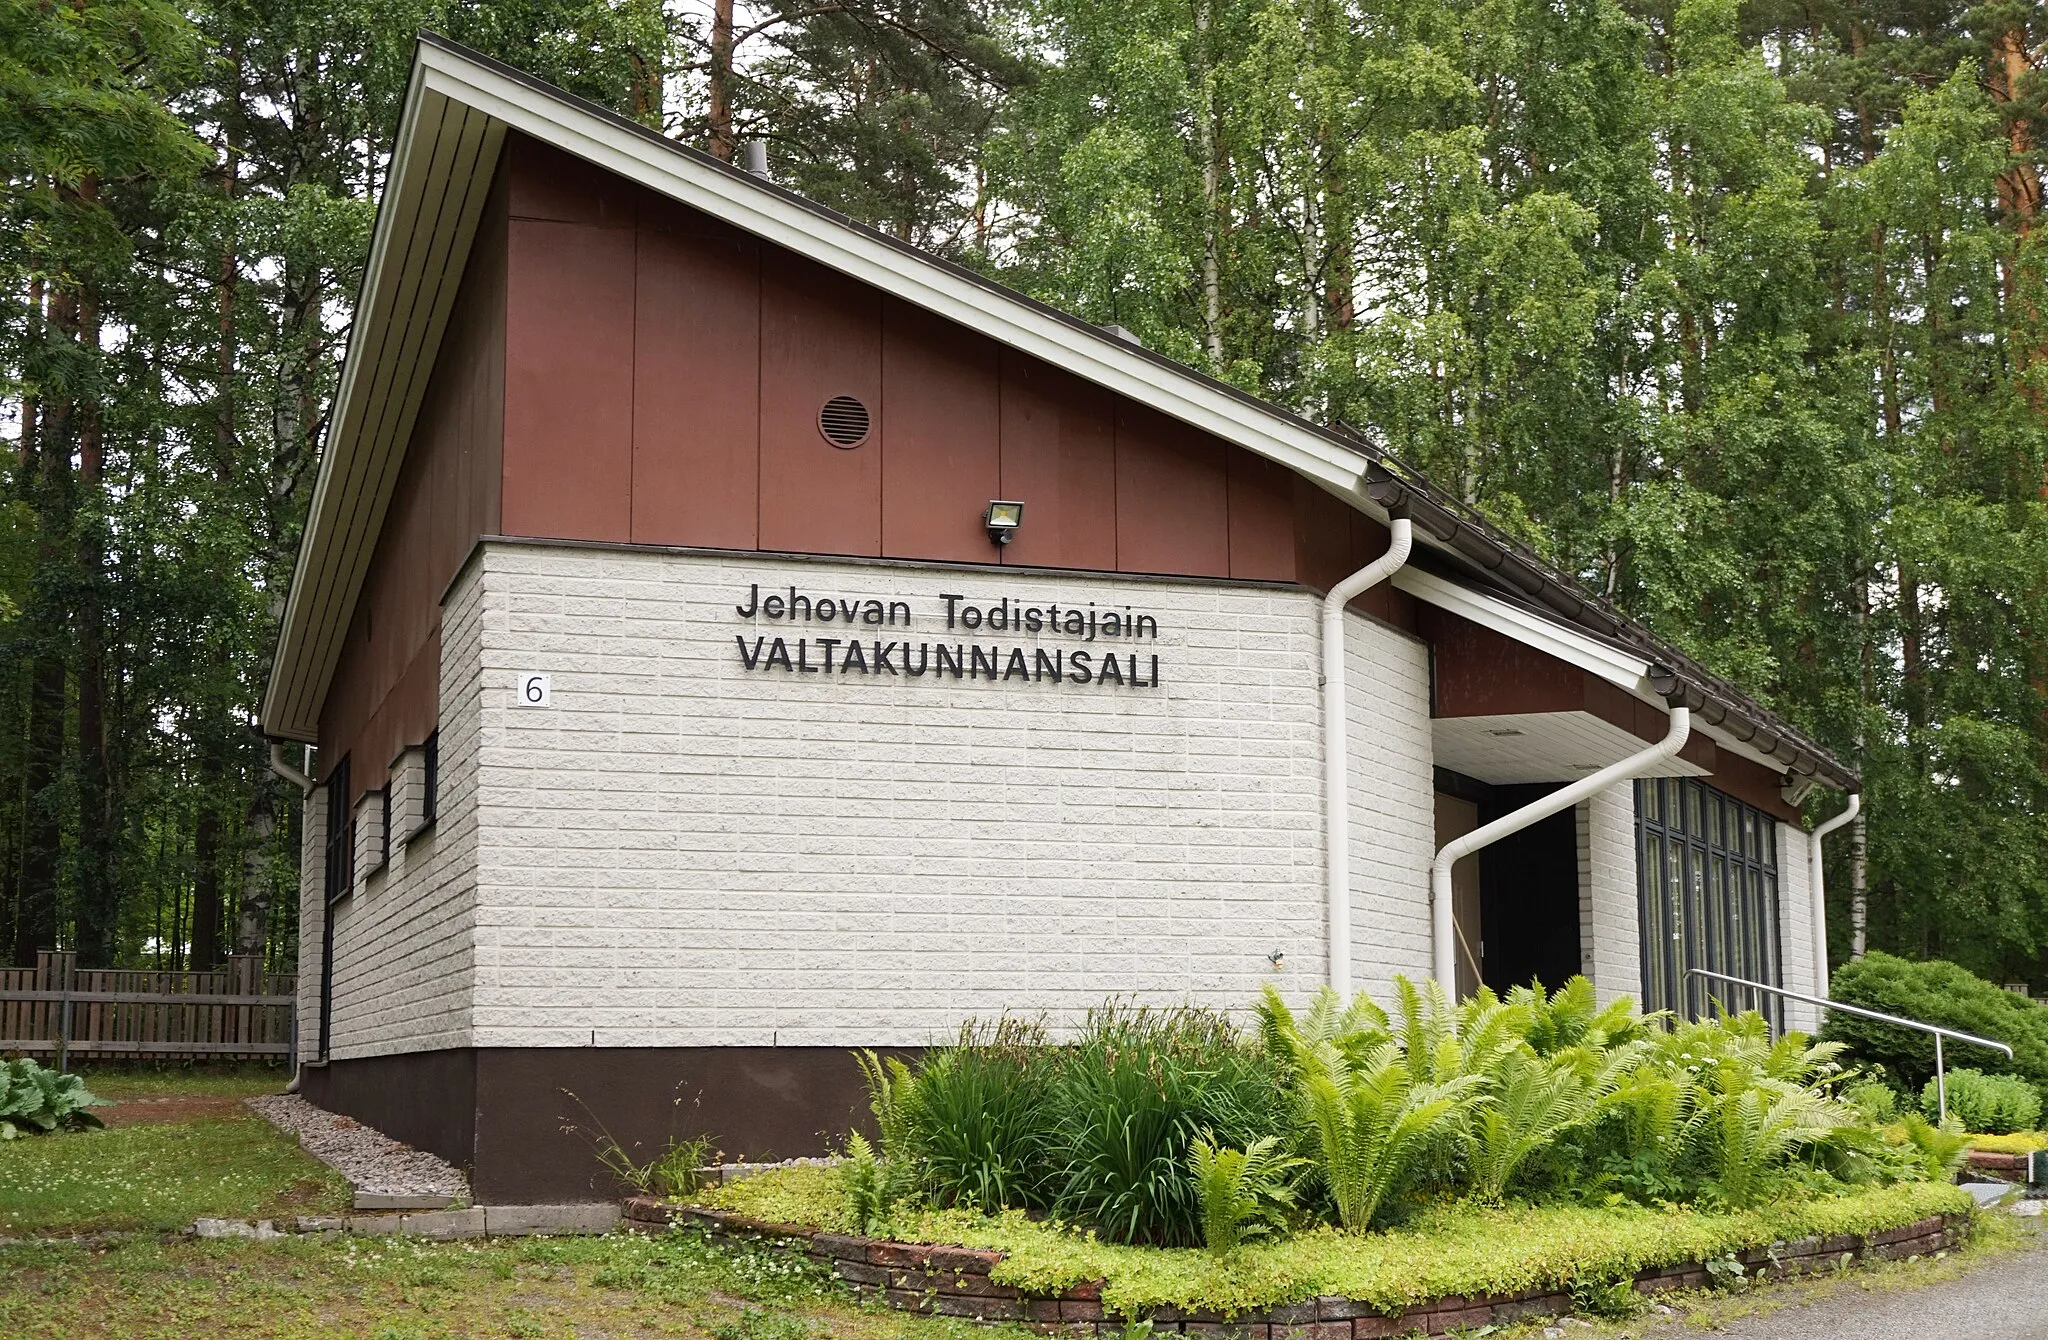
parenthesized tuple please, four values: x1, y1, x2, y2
(985, 500, 1025, 546)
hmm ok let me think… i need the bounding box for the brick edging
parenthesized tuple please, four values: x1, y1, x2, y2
(622, 1198, 1970, 1337)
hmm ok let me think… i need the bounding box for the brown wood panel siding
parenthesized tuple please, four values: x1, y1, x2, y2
(881, 299, 1000, 562)
(631, 198, 761, 547)
(1422, 606, 1583, 718)
(1113, 402, 1229, 578)
(996, 354, 1116, 571)
(319, 172, 508, 796)
(1707, 750, 1800, 823)
(1226, 450, 1296, 581)
(758, 253, 883, 556)
(506, 135, 639, 228)
(502, 210, 637, 542)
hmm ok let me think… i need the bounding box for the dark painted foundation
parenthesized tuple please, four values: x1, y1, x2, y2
(300, 1046, 892, 1203)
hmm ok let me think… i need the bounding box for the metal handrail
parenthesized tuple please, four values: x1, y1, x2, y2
(1686, 968, 2013, 1124)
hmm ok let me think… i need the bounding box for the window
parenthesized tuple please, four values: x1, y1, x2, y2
(1636, 778, 1781, 1027)
(422, 730, 439, 829)
(324, 760, 354, 906)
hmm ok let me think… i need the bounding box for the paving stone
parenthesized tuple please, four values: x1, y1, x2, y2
(401, 1209, 487, 1239)
(356, 1192, 458, 1211)
(191, 1218, 287, 1240)
(482, 1203, 620, 1236)
(345, 1214, 405, 1235)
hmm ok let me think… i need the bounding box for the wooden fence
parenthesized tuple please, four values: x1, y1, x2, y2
(0, 951, 295, 1067)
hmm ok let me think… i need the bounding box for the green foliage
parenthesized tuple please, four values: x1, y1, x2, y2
(1569, 1276, 1643, 1319)
(0, 1060, 108, 1137)
(1824, 955, 2048, 1096)
(564, 1089, 715, 1199)
(708, 1166, 1970, 1320)
(1923, 1069, 2041, 1135)
(838, 1130, 889, 1236)
(1186, 1133, 1301, 1254)
(839, 981, 1953, 1246)
(1047, 1004, 1290, 1247)
(1895, 1114, 1971, 1182)
(897, 1021, 1058, 1212)
(1264, 985, 1485, 1232)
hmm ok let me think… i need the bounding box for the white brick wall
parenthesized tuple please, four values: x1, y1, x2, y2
(1778, 824, 1819, 1032)
(295, 786, 327, 1060)
(1576, 782, 1640, 1006)
(465, 544, 1437, 1047)
(306, 558, 486, 1060)
(1344, 611, 1435, 996)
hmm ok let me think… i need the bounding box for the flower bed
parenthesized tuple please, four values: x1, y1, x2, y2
(623, 1183, 1972, 1335)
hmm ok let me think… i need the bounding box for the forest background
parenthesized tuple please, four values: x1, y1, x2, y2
(0, 0, 2042, 985)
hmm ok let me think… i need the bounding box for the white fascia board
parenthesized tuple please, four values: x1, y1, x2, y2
(262, 71, 447, 742)
(413, 45, 1372, 498)
(1394, 567, 1658, 698)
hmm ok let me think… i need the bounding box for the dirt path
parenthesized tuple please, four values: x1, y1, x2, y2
(95, 1095, 253, 1127)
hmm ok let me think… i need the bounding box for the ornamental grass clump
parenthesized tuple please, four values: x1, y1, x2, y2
(1047, 1003, 1292, 1246)
(834, 976, 1955, 1250)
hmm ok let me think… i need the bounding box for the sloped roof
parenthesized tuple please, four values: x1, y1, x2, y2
(260, 33, 1855, 793)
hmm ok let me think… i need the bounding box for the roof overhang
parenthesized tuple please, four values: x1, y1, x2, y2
(261, 34, 1857, 799)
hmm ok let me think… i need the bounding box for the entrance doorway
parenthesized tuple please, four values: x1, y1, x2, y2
(1433, 775, 1584, 998)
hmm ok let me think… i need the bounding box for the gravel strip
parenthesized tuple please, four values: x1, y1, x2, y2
(246, 1094, 470, 1201)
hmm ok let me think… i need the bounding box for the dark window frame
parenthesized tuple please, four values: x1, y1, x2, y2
(421, 730, 439, 830)
(1635, 777, 1782, 1028)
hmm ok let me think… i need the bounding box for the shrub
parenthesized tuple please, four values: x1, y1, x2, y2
(1824, 953, 2048, 1098)
(1923, 1068, 2042, 1134)
(0, 1059, 108, 1137)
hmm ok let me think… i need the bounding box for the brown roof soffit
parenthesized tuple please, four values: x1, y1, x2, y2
(1365, 466, 1857, 793)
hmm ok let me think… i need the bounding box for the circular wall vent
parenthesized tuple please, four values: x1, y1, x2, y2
(818, 395, 871, 448)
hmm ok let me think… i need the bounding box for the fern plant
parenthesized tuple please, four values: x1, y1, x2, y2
(853, 1048, 927, 1208)
(1186, 1132, 1302, 1253)
(840, 1129, 891, 1234)
(1289, 1036, 1480, 1231)
(1897, 1112, 1972, 1180)
(1467, 1049, 1598, 1202)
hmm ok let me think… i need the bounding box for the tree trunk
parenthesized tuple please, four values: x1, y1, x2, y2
(235, 783, 277, 959)
(190, 792, 222, 972)
(14, 654, 64, 967)
(74, 255, 117, 968)
(708, 0, 735, 162)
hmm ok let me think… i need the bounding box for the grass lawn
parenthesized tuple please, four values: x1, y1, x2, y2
(0, 1065, 347, 1234)
(0, 1227, 1029, 1340)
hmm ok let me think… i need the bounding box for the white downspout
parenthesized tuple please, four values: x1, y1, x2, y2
(1807, 791, 1861, 998)
(1323, 515, 1413, 996)
(268, 742, 316, 794)
(1431, 703, 1691, 991)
